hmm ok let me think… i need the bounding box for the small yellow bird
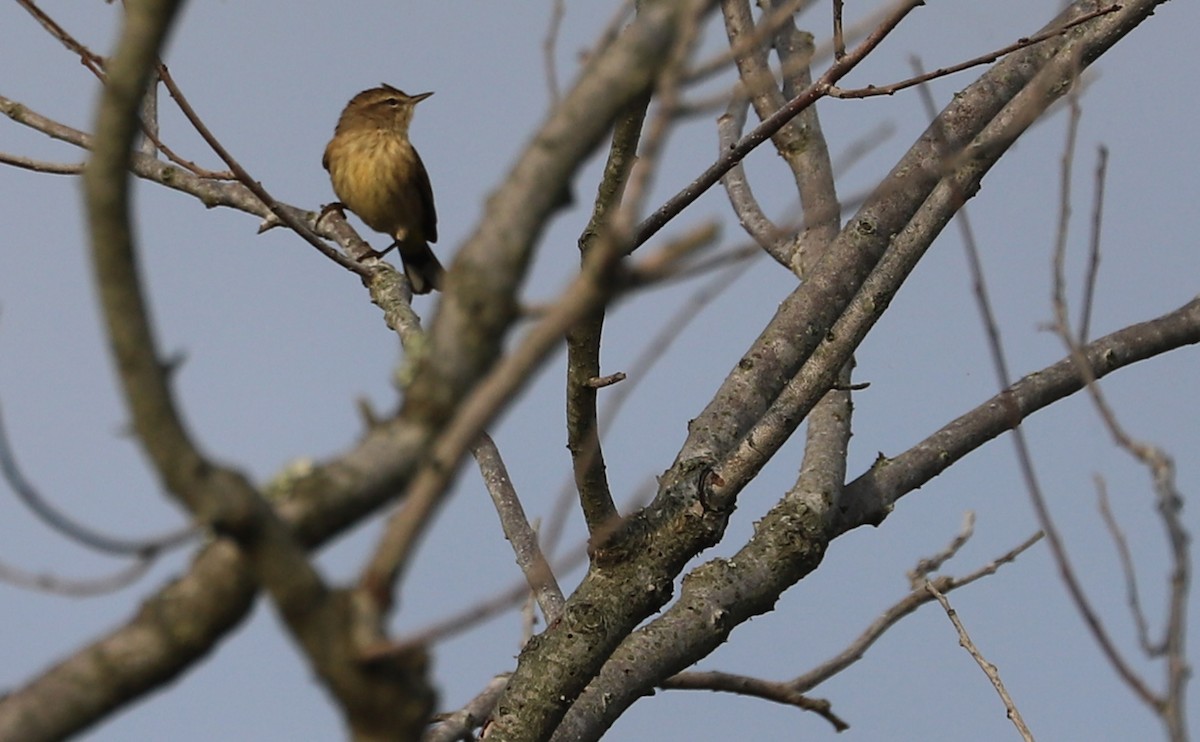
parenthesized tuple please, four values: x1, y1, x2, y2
(323, 84, 443, 293)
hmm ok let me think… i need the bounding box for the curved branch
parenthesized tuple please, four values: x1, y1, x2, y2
(0, 29, 658, 717)
(0, 403, 195, 556)
(78, 3, 435, 739)
(0, 554, 155, 596)
(83, 0, 204, 512)
(718, 99, 790, 262)
(0, 541, 256, 741)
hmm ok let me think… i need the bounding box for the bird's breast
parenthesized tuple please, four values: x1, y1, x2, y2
(327, 131, 426, 240)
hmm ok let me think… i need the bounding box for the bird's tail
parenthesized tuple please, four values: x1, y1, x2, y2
(398, 241, 445, 294)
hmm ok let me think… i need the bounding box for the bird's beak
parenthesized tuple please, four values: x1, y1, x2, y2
(411, 91, 434, 104)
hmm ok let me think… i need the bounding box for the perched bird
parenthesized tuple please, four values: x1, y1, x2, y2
(323, 84, 443, 293)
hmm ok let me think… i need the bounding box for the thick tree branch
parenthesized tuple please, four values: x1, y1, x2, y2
(767, 0, 841, 272)
(0, 2, 1179, 740)
(401, 0, 715, 435)
(84, 0, 200, 510)
(694, 0, 1149, 500)
(80, 3, 434, 739)
(836, 296, 1200, 533)
(517, 4, 1174, 740)
(0, 4, 715, 729)
(357, 0, 722, 635)
(0, 412, 435, 740)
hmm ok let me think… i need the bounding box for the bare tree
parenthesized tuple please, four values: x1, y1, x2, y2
(0, 1, 1192, 741)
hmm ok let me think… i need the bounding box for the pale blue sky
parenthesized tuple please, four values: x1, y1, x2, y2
(1, 2, 1196, 740)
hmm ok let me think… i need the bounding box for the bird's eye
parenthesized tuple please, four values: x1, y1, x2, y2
(384, 98, 400, 107)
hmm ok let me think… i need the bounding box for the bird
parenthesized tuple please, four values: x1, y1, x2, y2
(323, 84, 443, 293)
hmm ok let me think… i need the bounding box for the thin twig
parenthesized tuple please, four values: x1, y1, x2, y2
(925, 580, 1035, 741)
(661, 671, 847, 731)
(543, 0, 566, 104)
(911, 50, 1161, 711)
(791, 530, 1042, 694)
(0, 152, 84, 174)
(1049, 108, 1190, 736)
(830, 5, 1120, 99)
(1052, 93, 1081, 336)
(0, 556, 154, 596)
(15, 0, 228, 177)
(663, 526, 1041, 735)
(908, 511, 974, 588)
(0, 403, 195, 556)
(1096, 478, 1156, 654)
(635, 0, 924, 248)
(1078, 145, 1107, 343)
(16, 0, 105, 76)
(154, 63, 371, 278)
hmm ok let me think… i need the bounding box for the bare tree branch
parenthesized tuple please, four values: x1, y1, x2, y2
(718, 98, 790, 262)
(829, 4, 1120, 99)
(424, 673, 510, 742)
(0, 151, 83, 174)
(82, 3, 436, 738)
(472, 434, 565, 624)
(1078, 144, 1108, 343)
(792, 531, 1043, 695)
(0, 555, 154, 596)
(662, 671, 848, 731)
(566, 99, 648, 534)
(0, 403, 194, 556)
(836, 296, 1200, 532)
(636, 0, 922, 248)
(1049, 93, 1191, 739)
(925, 580, 1034, 741)
(497, 5, 1178, 741)
(1096, 479, 1156, 654)
(0, 1, 1185, 740)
